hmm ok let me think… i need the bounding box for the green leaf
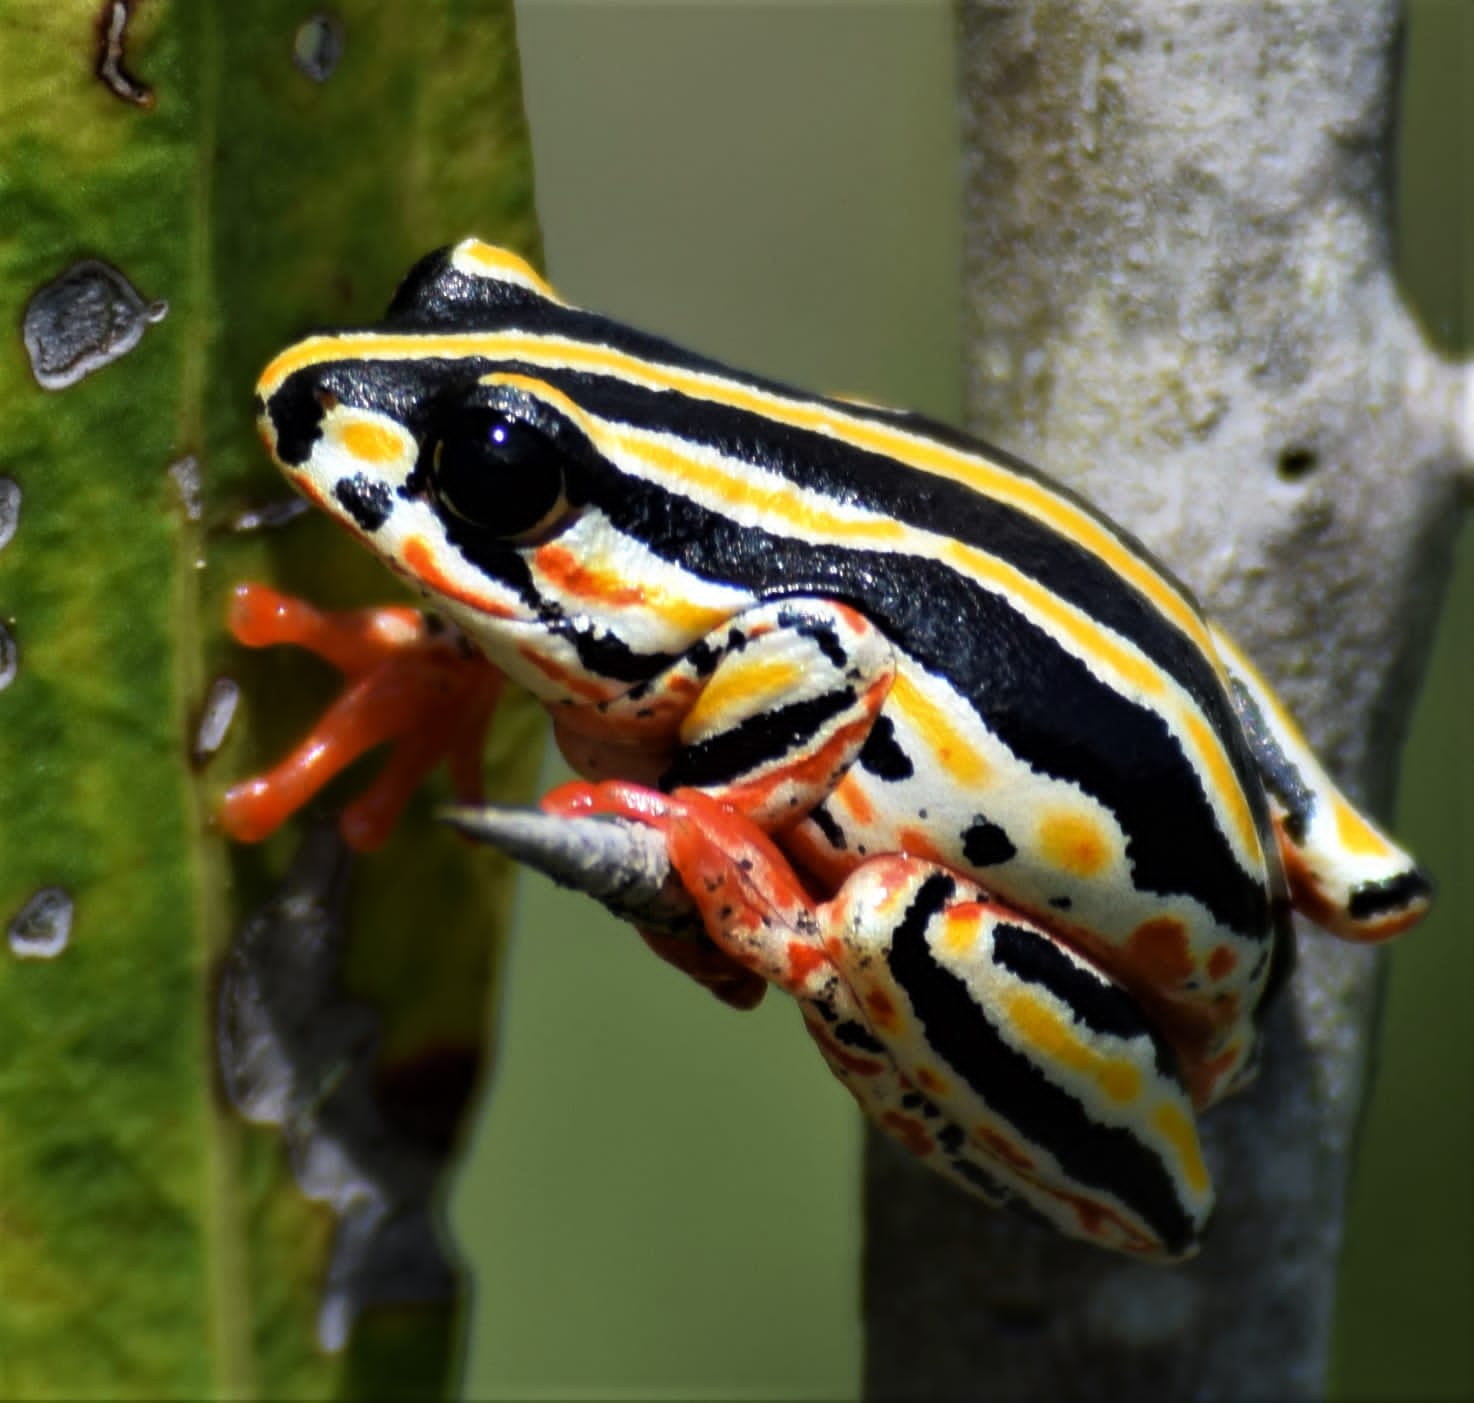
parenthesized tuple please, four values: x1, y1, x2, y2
(0, 3, 543, 1396)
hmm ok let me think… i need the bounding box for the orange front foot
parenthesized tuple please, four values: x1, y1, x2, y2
(221, 583, 502, 851)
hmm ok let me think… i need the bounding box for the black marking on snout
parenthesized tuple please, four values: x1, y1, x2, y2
(263, 375, 330, 466)
(335, 474, 395, 532)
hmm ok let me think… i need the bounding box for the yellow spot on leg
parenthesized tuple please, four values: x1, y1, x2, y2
(939, 909, 981, 957)
(1002, 988, 1143, 1104)
(1331, 794, 1398, 859)
(1152, 1102, 1209, 1195)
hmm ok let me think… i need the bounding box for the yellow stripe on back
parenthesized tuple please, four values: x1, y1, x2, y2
(259, 331, 1208, 654)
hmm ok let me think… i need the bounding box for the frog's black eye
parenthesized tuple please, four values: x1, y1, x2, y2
(429, 407, 568, 540)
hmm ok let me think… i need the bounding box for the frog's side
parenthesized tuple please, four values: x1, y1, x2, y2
(229, 240, 1431, 1260)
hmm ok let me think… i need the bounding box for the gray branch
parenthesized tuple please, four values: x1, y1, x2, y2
(864, 4, 1471, 1399)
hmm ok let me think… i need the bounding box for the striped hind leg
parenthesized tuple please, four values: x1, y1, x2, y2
(1209, 625, 1432, 941)
(551, 782, 1213, 1259)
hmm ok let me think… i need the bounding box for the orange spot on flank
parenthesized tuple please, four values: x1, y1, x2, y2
(1207, 945, 1238, 981)
(1128, 917, 1195, 989)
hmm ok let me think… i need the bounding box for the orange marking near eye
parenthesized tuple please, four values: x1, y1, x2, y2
(535, 542, 646, 607)
(1038, 810, 1111, 877)
(401, 537, 516, 618)
(532, 540, 734, 637)
(338, 419, 407, 463)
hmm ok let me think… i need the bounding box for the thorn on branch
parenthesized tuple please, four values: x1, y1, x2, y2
(439, 803, 702, 939)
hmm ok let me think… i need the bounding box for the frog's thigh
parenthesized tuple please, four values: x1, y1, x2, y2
(1209, 624, 1431, 941)
(651, 598, 895, 827)
(826, 859, 1213, 1260)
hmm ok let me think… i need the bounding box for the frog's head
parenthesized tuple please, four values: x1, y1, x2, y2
(254, 240, 751, 703)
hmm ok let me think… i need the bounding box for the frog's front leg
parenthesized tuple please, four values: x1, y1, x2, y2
(556, 597, 897, 829)
(548, 784, 1213, 1260)
(220, 583, 502, 850)
(549, 597, 896, 1009)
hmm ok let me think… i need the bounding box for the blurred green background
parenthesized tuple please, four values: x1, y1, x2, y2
(452, 3, 1472, 1398)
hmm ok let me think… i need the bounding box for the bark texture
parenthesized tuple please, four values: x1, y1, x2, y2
(864, 4, 1471, 1399)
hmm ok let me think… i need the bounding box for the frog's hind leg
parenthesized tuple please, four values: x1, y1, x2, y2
(553, 782, 1212, 1260)
(823, 857, 1213, 1261)
(1209, 624, 1432, 941)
